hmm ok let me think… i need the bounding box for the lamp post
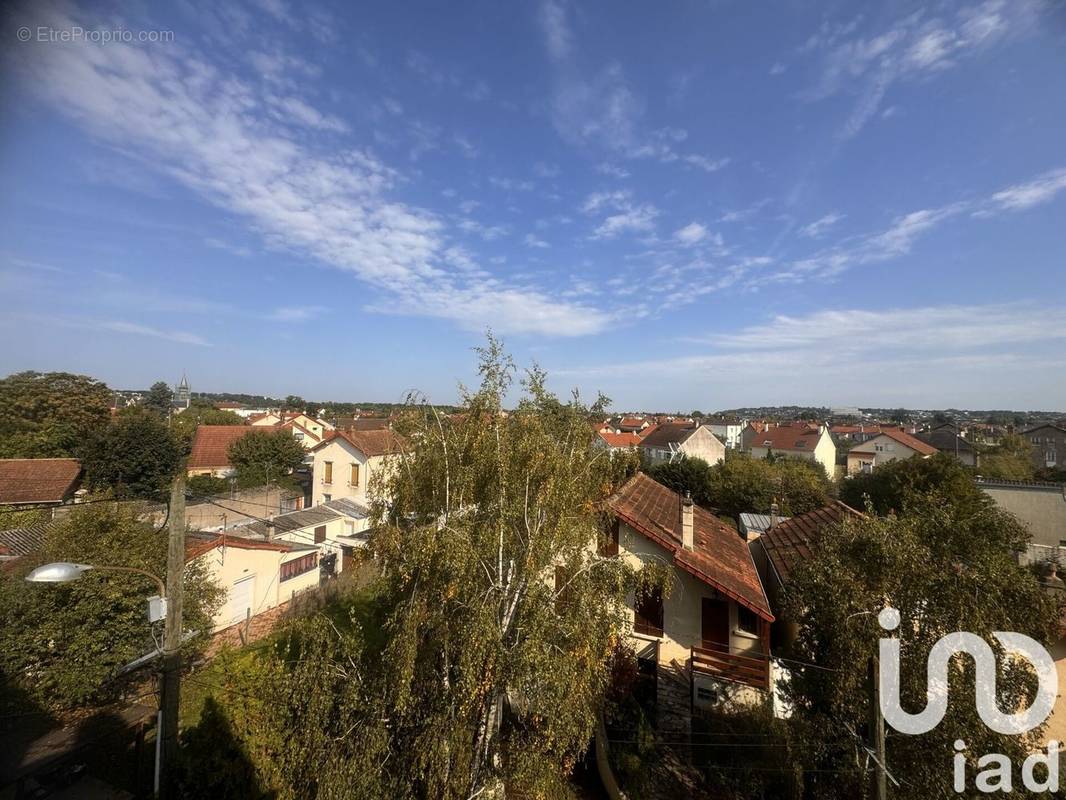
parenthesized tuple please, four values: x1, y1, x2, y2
(25, 561, 170, 795)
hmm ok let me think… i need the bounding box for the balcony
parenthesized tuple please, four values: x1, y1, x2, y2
(690, 645, 770, 690)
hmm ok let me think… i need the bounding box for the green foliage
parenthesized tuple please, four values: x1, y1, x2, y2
(0, 501, 222, 709)
(227, 429, 306, 489)
(0, 371, 112, 457)
(979, 432, 1035, 481)
(646, 456, 715, 507)
(706, 455, 831, 522)
(283, 395, 306, 412)
(78, 409, 183, 500)
(839, 452, 989, 516)
(187, 474, 232, 497)
(178, 335, 644, 798)
(143, 380, 174, 417)
(782, 503, 1056, 798)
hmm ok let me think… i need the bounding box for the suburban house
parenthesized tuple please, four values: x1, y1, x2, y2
(311, 429, 406, 507)
(612, 416, 653, 434)
(187, 425, 277, 478)
(747, 423, 836, 478)
(750, 501, 865, 651)
(706, 419, 745, 450)
(185, 531, 321, 632)
(845, 428, 937, 475)
(594, 430, 644, 452)
(228, 498, 372, 576)
(1023, 423, 1066, 471)
(0, 458, 83, 512)
(976, 478, 1066, 564)
(639, 423, 725, 466)
(604, 473, 774, 726)
(916, 424, 978, 467)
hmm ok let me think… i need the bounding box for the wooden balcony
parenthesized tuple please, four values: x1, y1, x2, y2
(690, 645, 770, 690)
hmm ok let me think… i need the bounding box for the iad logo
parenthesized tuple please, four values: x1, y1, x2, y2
(877, 607, 1061, 793)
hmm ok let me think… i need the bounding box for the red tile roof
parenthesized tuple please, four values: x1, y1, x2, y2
(758, 502, 864, 585)
(606, 473, 772, 620)
(184, 531, 308, 561)
(314, 429, 407, 457)
(752, 425, 824, 452)
(187, 425, 267, 469)
(0, 459, 82, 504)
(597, 431, 643, 448)
(874, 428, 938, 456)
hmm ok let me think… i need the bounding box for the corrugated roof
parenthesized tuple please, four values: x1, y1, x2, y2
(739, 512, 790, 534)
(0, 522, 50, 557)
(233, 498, 368, 538)
(606, 473, 772, 620)
(757, 502, 864, 585)
(0, 459, 82, 504)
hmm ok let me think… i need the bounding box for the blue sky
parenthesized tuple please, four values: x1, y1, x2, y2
(1, 0, 1064, 411)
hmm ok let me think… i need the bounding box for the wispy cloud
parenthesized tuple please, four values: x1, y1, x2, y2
(15, 1, 605, 337)
(985, 168, 1066, 212)
(581, 190, 658, 239)
(269, 306, 327, 322)
(799, 212, 845, 238)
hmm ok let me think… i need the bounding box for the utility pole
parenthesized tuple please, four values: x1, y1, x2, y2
(867, 655, 888, 800)
(159, 473, 186, 797)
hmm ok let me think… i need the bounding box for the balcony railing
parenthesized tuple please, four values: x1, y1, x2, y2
(690, 645, 770, 690)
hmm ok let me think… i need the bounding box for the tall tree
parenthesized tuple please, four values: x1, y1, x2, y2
(782, 500, 1057, 798)
(646, 456, 715, 507)
(0, 501, 222, 709)
(0, 371, 111, 457)
(839, 452, 989, 516)
(143, 380, 175, 417)
(78, 409, 183, 501)
(227, 429, 306, 489)
(706, 454, 830, 522)
(979, 432, 1035, 481)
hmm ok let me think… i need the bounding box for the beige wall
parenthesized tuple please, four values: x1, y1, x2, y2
(273, 514, 370, 573)
(312, 439, 374, 506)
(194, 545, 319, 631)
(642, 425, 726, 467)
(617, 521, 764, 666)
(749, 431, 836, 478)
(846, 434, 924, 475)
(980, 483, 1066, 550)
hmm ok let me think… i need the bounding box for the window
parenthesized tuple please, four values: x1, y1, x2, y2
(323, 493, 331, 502)
(599, 519, 620, 557)
(314, 525, 326, 544)
(634, 585, 663, 637)
(737, 605, 760, 636)
(280, 553, 317, 582)
(323, 461, 333, 484)
(349, 463, 360, 486)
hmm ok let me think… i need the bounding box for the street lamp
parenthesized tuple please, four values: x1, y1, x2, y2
(26, 561, 169, 794)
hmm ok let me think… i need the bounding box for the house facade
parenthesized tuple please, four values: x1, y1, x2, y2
(747, 424, 836, 478)
(639, 423, 725, 466)
(845, 428, 937, 475)
(187, 425, 278, 478)
(706, 419, 745, 450)
(976, 478, 1066, 562)
(605, 474, 774, 720)
(1023, 424, 1066, 471)
(310, 429, 405, 507)
(916, 424, 978, 467)
(186, 532, 322, 632)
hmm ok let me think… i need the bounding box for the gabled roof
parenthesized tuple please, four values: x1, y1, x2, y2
(184, 531, 318, 561)
(606, 473, 772, 620)
(752, 425, 824, 452)
(1023, 423, 1066, 436)
(597, 431, 643, 448)
(187, 425, 268, 469)
(757, 501, 864, 585)
(852, 428, 937, 456)
(916, 428, 975, 454)
(312, 429, 407, 457)
(0, 459, 82, 504)
(639, 423, 699, 449)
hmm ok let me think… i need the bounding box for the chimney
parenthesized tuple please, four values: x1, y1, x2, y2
(770, 498, 780, 531)
(266, 516, 276, 541)
(681, 491, 694, 550)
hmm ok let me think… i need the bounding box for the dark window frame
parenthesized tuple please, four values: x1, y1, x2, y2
(634, 585, 664, 637)
(280, 553, 318, 582)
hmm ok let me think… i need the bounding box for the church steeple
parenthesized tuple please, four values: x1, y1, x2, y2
(175, 372, 191, 409)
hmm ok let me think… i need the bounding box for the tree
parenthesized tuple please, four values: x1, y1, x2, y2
(180, 337, 646, 798)
(646, 456, 715, 507)
(979, 432, 1035, 481)
(705, 455, 831, 522)
(227, 429, 306, 489)
(283, 395, 305, 411)
(0, 501, 222, 708)
(143, 380, 174, 417)
(171, 403, 245, 449)
(839, 453, 989, 516)
(889, 408, 909, 425)
(782, 501, 1057, 798)
(78, 409, 183, 501)
(0, 371, 112, 457)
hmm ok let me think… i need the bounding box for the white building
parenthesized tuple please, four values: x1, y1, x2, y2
(706, 420, 745, 450)
(846, 429, 937, 475)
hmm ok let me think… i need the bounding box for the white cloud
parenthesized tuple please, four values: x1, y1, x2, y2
(15, 1, 603, 338)
(769, 62, 787, 75)
(270, 306, 327, 322)
(595, 162, 630, 179)
(537, 0, 573, 62)
(986, 168, 1066, 212)
(523, 233, 550, 249)
(799, 212, 845, 238)
(674, 222, 708, 245)
(682, 154, 731, 173)
(581, 190, 632, 214)
(591, 206, 659, 239)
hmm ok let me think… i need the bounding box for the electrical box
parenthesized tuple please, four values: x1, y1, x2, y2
(148, 595, 167, 623)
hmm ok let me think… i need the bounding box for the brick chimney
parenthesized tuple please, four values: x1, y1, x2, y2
(681, 491, 694, 550)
